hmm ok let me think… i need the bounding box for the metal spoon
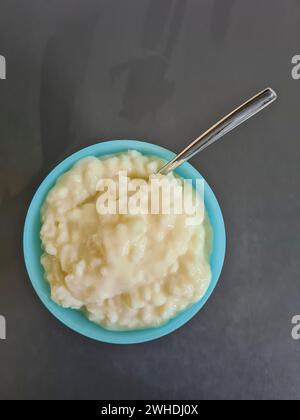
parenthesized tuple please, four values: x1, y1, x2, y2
(159, 87, 277, 175)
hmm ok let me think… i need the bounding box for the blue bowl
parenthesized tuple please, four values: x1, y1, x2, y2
(23, 140, 226, 344)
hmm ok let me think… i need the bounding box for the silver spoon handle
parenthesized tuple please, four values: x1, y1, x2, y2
(159, 87, 277, 175)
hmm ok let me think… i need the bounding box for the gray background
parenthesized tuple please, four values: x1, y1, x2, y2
(0, 0, 299, 400)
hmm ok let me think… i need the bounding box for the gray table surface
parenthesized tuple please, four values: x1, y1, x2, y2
(0, 0, 300, 400)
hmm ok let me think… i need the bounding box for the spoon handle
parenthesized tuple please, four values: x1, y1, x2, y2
(159, 87, 277, 175)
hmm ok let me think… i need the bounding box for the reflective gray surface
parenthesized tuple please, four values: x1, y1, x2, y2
(0, 0, 300, 400)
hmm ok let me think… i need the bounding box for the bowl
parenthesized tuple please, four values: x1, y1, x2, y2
(23, 140, 226, 344)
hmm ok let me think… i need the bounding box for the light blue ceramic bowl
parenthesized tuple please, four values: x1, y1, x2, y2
(23, 140, 226, 344)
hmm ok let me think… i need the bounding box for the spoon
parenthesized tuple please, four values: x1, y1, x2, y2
(159, 87, 277, 175)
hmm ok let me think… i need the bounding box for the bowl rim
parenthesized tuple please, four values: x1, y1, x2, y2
(23, 140, 226, 344)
